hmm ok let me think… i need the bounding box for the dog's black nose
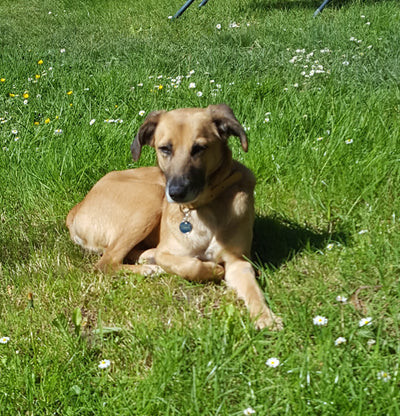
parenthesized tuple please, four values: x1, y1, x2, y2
(167, 177, 190, 203)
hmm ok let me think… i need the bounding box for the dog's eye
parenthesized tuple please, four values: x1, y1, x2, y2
(158, 145, 172, 156)
(191, 144, 207, 157)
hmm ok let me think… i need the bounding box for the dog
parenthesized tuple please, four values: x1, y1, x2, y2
(67, 104, 282, 330)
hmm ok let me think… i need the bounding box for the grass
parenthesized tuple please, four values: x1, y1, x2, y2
(0, 0, 399, 414)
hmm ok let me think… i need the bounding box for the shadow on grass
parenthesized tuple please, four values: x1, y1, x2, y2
(252, 215, 346, 268)
(247, 0, 383, 14)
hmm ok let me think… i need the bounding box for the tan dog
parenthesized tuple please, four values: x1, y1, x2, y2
(66, 167, 165, 275)
(67, 104, 282, 330)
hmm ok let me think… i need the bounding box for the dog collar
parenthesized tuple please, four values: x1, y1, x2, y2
(207, 170, 242, 202)
(179, 206, 193, 234)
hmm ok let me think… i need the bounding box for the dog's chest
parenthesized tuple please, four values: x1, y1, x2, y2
(170, 208, 222, 260)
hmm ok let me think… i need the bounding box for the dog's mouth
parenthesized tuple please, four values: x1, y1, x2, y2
(165, 175, 205, 204)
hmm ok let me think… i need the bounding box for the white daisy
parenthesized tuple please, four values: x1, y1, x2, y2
(335, 337, 347, 346)
(359, 317, 373, 327)
(98, 359, 111, 369)
(377, 371, 391, 382)
(266, 357, 280, 368)
(313, 316, 328, 326)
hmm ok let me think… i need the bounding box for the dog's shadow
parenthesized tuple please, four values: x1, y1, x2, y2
(252, 215, 345, 268)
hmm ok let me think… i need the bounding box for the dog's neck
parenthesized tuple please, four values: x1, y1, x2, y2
(182, 154, 241, 210)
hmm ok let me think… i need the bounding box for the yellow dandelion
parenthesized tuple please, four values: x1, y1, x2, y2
(23, 92, 29, 99)
(9, 93, 15, 97)
(38, 59, 43, 65)
(67, 90, 73, 95)
(1, 78, 5, 82)
(34, 121, 40, 126)
(45, 118, 50, 124)
(114, 105, 118, 108)
(35, 74, 41, 79)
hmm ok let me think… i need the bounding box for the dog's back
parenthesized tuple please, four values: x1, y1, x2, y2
(67, 167, 165, 265)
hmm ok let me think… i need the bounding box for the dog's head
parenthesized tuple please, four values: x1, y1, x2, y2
(131, 104, 248, 205)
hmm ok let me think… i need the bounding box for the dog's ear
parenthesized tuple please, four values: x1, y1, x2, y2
(131, 110, 165, 161)
(208, 104, 248, 152)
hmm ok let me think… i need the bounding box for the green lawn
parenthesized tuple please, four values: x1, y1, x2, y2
(0, 0, 399, 414)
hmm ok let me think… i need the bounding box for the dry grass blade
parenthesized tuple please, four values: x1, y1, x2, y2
(350, 285, 383, 314)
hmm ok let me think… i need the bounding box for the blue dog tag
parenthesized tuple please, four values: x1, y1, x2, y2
(179, 221, 192, 234)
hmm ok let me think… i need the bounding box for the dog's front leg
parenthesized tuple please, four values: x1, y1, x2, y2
(155, 251, 224, 282)
(224, 259, 283, 330)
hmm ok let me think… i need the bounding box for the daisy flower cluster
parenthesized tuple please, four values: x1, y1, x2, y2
(215, 21, 251, 30)
(131, 69, 275, 137)
(305, 294, 395, 385)
(341, 18, 374, 64)
(288, 48, 330, 81)
(131, 69, 224, 101)
(313, 308, 374, 335)
(287, 14, 374, 87)
(311, 311, 391, 372)
(301, 311, 392, 389)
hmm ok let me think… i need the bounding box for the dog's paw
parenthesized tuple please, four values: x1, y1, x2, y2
(195, 261, 224, 281)
(140, 264, 165, 277)
(137, 248, 157, 265)
(255, 312, 283, 331)
(213, 264, 225, 279)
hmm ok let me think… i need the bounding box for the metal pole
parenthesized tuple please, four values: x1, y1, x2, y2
(173, 0, 197, 19)
(313, 0, 332, 17)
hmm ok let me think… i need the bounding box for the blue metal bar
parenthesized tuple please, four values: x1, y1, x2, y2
(173, 0, 196, 19)
(313, 0, 332, 17)
(199, 0, 209, 7)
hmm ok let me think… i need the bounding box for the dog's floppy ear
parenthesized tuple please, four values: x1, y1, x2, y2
(208, 104, 248, 152)
(131, 110, 165, 161)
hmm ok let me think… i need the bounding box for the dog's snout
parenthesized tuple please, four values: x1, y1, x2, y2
(166, 177, 191, 203)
